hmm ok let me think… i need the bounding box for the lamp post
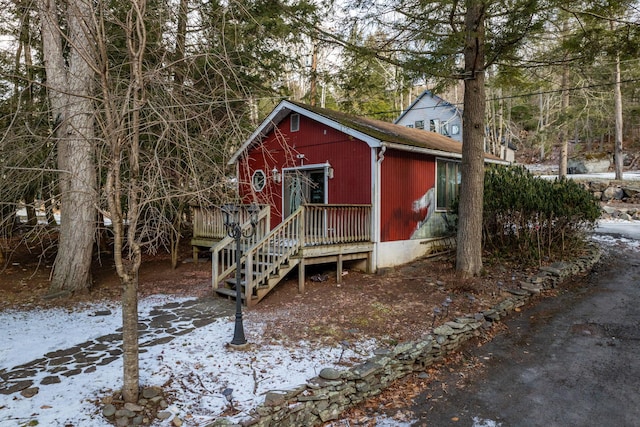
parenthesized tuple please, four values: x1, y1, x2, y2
(222, 203, 259, 347)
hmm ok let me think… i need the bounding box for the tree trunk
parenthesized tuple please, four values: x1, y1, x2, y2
(558, 20, 570, 179)
(559, 61, 569, 178)
(456, 0, 486, 277)
(613, 50, 623, 180)
(38, 0, 97, 294)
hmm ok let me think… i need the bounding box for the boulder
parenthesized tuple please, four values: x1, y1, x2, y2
(568, 157, 610, 174)
(602, 186, 624, 201)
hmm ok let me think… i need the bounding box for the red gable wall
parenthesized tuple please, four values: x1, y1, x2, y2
(380, 150, 436, 241)
(239, 112, 372, 227)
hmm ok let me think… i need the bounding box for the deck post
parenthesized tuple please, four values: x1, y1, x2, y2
(298, 258, 305, 294)
(337, 253, 343, 284)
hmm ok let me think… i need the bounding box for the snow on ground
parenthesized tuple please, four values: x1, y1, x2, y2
(2, 220, 637, 427)
(0, 296, 384, 426)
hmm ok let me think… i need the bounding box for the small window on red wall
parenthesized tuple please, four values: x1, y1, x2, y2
(290, 113, 300, 132)
(252, 170, 266, 192)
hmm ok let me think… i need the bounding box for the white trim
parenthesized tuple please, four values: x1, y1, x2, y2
(251, 169, 266, 192)
(281, 163, 330, 215)
(371, 146, 385, 270)
(290, 113, 300, 132)
(228, 101, 382, 165)
(435, 157, 461, 213)
(381, 142, 508, 165)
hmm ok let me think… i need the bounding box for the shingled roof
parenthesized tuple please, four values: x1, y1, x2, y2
(229, 100, 504, 164)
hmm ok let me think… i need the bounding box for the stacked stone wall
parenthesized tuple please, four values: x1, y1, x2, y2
(209, 245, 601, 427)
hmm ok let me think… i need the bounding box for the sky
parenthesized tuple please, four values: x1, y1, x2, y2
(1, 220, 636, 427)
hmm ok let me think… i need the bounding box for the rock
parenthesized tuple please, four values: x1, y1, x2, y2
(172, 416, 183, 426)
(622, 186, 640, 198)
(116, 416, 130, 427)
(102, 404, 117, 417)
(115, 408, 135, 418)
(20, 387, 39, 398)
(319, 367, 342, 380)
(157, 411, 172, 420)
(124, 402, 144, 412)
(142, 387, 161, 399)
(433, 324, 455, 336)
(264, 391, 287, 407)
(602, 205, 618, 215)
(568, 158, 610, 174)
(602, 186, 624, 201)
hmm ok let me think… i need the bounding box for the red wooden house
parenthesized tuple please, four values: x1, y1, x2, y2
(195, 100, 504, 305)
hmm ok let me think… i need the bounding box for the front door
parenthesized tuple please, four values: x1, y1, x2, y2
(283, 168, 327, 218)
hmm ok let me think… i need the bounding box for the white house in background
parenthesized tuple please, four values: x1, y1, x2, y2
(395, 90, 516, 162)
(395, 90, 463, 143)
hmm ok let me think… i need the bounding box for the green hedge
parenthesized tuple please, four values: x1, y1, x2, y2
(481, 165, 600, 264)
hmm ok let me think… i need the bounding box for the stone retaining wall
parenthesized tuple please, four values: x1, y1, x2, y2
(579, 180, 640, 221)
(210, 245, 602, 427)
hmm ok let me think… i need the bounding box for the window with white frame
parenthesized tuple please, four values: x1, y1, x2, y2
(252, 169, 266, 192)
(436, 159, 461, 210)
(290, 113, 300, 132)
(415, 120, 424, 129)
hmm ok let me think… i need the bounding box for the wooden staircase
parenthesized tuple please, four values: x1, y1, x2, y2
(212, 207, 304, 306)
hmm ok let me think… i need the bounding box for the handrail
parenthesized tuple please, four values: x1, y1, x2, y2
(241, 206, 304, 304)
(194, 204, 271, 241)
(303, 204, 371, 246)
(211, 203, 372, 306)
(211, 205, 271, 291)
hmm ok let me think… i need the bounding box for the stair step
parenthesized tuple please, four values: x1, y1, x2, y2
(215, 287, 257, 300)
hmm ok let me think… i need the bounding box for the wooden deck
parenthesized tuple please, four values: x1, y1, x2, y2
(192, 204, 373, 306)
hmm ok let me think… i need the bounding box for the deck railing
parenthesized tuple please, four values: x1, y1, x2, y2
(210, 203, 372, 305)
(192, 204, 270, 242)
(303, 204, 371, 246)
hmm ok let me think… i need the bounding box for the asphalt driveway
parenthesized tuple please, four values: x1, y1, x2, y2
(409, 234, 640, 427)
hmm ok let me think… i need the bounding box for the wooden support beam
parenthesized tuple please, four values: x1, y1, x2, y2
(337, 253, 343, 284)
(298, 259, 305, 294)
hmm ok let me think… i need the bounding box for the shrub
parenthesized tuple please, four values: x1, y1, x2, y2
(481, 165, 600, 264)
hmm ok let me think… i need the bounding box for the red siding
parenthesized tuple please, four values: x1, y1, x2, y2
(380, 150, 436, 242)
(239, 113, 372, 228)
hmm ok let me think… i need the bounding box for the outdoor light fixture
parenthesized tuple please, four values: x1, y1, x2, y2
(222, 202, 259, 347)
(271, 167, 281, 183)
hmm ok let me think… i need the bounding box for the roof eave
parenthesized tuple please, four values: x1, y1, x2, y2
(228, 100, 383, 165)
(382, 141, 508, 165)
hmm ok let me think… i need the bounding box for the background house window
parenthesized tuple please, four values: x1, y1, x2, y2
(290, 113, 300, 132)
(415, 120, 424, 129)
(252, 169, 266, 192)
(406, 124, 414, 128)
(436, 159, 461, 210)
(429, 119, 440, 133)
(451, 124, 460, 135)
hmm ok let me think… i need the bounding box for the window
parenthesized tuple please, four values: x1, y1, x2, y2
(290, 113, 300, 132)
(415, 120, 424, 129)
(451, 124, 460, 135)
(406, 124, 414, 128)
(252, 169, 266, 192)
(436, 159, 461, 211)
(429, 119, 440, 133)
